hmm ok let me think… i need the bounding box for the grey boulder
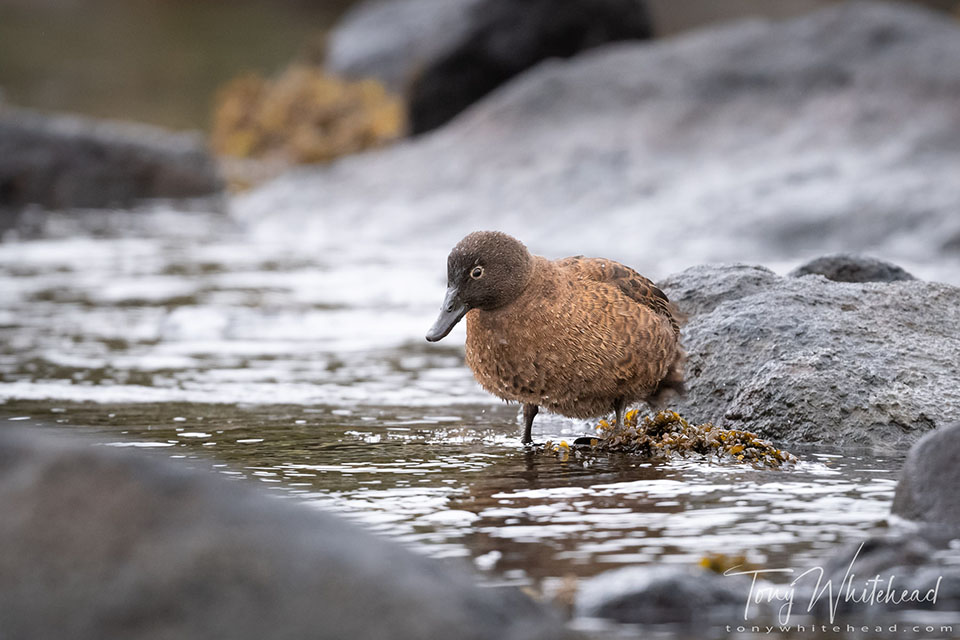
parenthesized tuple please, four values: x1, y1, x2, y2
(660, 263, 960, 449)
(891, 423, 960, 534)
(575, 565, 761, 626)
(790, 254, 916, 283)
(0, 427, 574, 640)
(0, 107, 223, 211)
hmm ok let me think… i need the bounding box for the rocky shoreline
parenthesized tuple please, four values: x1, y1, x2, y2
(2, 412, 956, 637)
(3, 1, 960, 636)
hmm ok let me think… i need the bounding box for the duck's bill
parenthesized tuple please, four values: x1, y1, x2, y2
(425, 288, 468, 342)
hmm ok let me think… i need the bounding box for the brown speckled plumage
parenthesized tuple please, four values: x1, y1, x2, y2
(426, 231, 684, 443)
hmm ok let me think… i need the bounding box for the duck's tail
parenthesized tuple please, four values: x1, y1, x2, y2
(647, 348, 686, 409)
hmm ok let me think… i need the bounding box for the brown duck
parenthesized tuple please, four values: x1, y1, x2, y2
(426, 231, 684, 444)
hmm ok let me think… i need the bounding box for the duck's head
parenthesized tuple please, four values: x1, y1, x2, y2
(425, 231, 534, 342)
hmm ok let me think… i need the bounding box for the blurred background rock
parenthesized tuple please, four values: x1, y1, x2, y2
(1, 0, 959, 192)
(2, 0, 957, 131)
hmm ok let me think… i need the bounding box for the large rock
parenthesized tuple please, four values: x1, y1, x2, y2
(326, 0, 652, 134)
(659, 263, 960, 449)
(246, 2, 960, 285)
(0, 427, 574, 640)
(891, 423, 960, 533)
(0, 107, 223, 211)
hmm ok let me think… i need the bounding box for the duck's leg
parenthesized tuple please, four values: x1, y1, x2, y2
(612, 398, 627, 433)
(522, 404, 539, 445)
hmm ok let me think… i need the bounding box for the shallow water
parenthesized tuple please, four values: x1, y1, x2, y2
(2, 400, 898, 588)
(0, 207, 907, 635)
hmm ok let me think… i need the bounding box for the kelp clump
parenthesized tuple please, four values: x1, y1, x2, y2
(547, 410, 796, 468)
(211, 65, 405, 184)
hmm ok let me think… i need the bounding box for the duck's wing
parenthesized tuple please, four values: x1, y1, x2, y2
(556, 256, 681, 336)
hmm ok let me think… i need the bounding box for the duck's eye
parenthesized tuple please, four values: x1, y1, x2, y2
(470, 266, 484, 280)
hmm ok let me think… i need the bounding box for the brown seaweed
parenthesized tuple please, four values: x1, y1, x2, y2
(544, 410, 796, 468)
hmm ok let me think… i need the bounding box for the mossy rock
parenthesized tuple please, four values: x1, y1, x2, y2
(210, 65, 405, 183)
(544, 410, 796, 468)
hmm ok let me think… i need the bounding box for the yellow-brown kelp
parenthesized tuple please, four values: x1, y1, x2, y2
(546, 410, 796, 468)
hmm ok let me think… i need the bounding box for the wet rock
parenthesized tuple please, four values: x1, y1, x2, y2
(0, 107, 223, 211)
(891, 423, 960, 533)
(575, 565, 760, 625)
(790, 254, 916, 283)
(0, 427, 574, 640)
(659, 264, 960, 449)
(325, 0, 652, 133)
(245, 2, 960, 285)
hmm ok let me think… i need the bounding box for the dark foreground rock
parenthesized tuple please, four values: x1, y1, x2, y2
(0, 427, 574, 640)
(812, 535, 960, 625)
(327, 0, 652, 134)
(891, 423, 960, 534)
(790, 254, 916, 283)
(660, 263, 960, 449)
(247, 2, 960, 284)
(575, 565, 761, 626)
(0, 107, 223, 211)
